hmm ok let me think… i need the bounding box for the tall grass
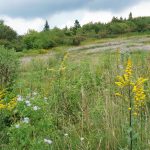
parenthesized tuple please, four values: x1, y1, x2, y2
(0, 49, 150, 149)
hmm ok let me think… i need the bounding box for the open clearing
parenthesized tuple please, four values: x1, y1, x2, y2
(21, 35, 150, 64)
(2, 35, 150, 150)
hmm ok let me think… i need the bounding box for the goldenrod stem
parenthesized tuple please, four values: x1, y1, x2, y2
(129, 85, 133, 150)
(140, 110, 143, 148)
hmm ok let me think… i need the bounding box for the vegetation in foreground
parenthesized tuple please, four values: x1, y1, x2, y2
(0, 45, 150, 149)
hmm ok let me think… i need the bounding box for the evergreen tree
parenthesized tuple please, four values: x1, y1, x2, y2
(120, 17, 123, 21)
(43, 20, 49, 31)
(112, 16, 119, 22)
(129, 12, 133, 20)
(0, 19, 4, 25)
(73, 20, 81, 35)
(74, 20, 81, 29)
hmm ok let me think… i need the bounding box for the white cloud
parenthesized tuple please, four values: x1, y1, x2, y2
(80, 11, 113, 24)
(0, 0, 143, 18)
(1, 1, 149, 35)
(0, 16, 45, 35)
(122, 1, 150, 17)
(80, 0, 150, 24)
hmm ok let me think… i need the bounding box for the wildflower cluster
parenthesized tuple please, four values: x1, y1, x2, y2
(17, 92, 41, 111)
(0, 90, 17, 110)
(59, 52, 68, 72)
(115, 58, 133, 88)
(7, 97, 17, 110)
(132, 77, 148, 115)
(47, 52, 68, 72)
(115, 58, 148, 115)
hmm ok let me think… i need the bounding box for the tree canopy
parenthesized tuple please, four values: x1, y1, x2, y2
(0, 15, 150, 51)
(0, 21, 17, 41)
(43, 20, 50, 31)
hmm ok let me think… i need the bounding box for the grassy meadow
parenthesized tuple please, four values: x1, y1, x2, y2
(0, 38, 150, 150)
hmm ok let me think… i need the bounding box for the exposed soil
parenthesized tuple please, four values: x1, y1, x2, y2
(21, 36, 150, 64)
(68, 36, 150, 54)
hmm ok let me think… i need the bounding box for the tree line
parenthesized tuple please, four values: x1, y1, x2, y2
(0, 13, 150, 51)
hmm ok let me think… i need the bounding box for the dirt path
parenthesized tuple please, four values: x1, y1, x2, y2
(21, 36, 150, 64)
(68, 36, 150, 53)
(21, 52, 55, 65)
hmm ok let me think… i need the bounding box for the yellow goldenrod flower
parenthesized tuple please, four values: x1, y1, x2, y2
(125, 58, 132, 78)
(133, 112, 138, 116)
(59, 67, 66, 71)
(0, 94, 17, 111)
(128, 107, 132, 110)
(132, 77, 148, 114)
(0, 103, 7, 109)
(115, 93, 123, 97)
(63, 52, 68, 60)
(0, 90, 5, 99)
(59, 53, 68, 73)
(10, 97, 17, 109)
(115, 58, 133, 88)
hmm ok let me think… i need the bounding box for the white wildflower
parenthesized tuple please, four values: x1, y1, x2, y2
(80, 137, 84, 141)
(25, 100, 31, 106)
(27, 103, 31, 107)
(44, 97, 48, 100)
(64, 133, 68, 137)
(44, 139, 52, 144)
(33, 92, 37, 96)
(25, 100, 30, 104)
(23, 117, 30, 123)
(33, 106, 40, 111)
(15, 124, 20, 128)
(44, 97, 48, 103)
(17, 95, 23, 102)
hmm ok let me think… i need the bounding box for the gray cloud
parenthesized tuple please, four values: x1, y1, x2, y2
(0, 0, 145, 18)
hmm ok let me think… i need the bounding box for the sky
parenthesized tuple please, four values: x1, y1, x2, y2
(0, 0, 150, 35)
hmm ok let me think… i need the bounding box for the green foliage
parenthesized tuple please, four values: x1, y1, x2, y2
(0, 46, 19, 88)
(108, 22, 130, 34)
(12, 37, 25, 52)
(0, 15, 150, 52)
(72, 38, 80, 46)
(0, 22, 17, 41)
(133, 17, 150, 32)
(0, 48, 150, 149)
(23, 30, 39, 49)
(81, 22, 104, 35)
(0, 39, 12, 49)
(0, 21, 24, 51)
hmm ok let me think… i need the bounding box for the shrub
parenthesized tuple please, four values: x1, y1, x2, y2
(41, 39, 56, 49)
(72, 36, 85, 46)
(0, 39, 13, 49)
(12, 39, 24, 52)
(0, 46, 19, 88)
(108, 22, 130, 34)
(0, 23, 17, 41)
(0, 39, 24, 52)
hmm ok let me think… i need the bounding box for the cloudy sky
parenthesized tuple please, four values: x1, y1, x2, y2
(0, 0, 150, 35)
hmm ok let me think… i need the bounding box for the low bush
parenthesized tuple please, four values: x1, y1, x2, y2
(0, 46, 19, 88)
